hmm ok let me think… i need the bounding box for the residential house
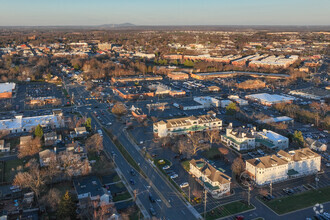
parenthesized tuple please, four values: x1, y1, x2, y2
(39, 149, 55, 167)
(0, 140, 10, 152)
(190, 159, 231, 198)
(44, 131, 61, 146)
(73, 176, 112, 209)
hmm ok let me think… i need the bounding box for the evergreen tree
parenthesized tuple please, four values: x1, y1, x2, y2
(57, 191, 76, 219)
(34, 124, 44, 138)
(293, 130, 304, 146)
(85, 118, 92, 130)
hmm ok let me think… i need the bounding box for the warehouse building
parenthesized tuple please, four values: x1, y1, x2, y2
(245, 93, 295, 106)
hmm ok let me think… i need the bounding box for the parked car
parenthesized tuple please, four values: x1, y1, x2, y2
(162, 165, 170, 170)
(180, 182, 189, 188)
(129, 179, 135, 185)
(170, 174, 178, 179)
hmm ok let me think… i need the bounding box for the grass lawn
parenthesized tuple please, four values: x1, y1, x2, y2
(113, 191, 132, 202)
(181, 160, 191, 172)
(5, 158, 25, 182)
(265, 186, 330, 215)
(203, 147, 221, 160)
(206, 200, 254, 220)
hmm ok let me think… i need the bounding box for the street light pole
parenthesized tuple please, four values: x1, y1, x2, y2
(270, 180, 272, 196)
(315, 175, 319, 188)
(204, 189, 207, 220)
(188, 186, 191, 204)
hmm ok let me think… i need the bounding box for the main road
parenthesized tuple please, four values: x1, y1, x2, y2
(67, 81, 201, 220)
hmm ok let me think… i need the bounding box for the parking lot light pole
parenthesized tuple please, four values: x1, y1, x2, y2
(315, 175, 319, 188)
(188, 186, 191, 203)
(270, 181, 272, 196)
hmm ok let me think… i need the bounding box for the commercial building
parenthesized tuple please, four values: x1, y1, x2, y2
(305, 138, 327, 152)
(0, 83, 16, 99)
(221, 124, 256, 151)
(257, 116, 294, 125)
(246, 148, 321, 185)
(111, 75, 163, 83)
(221, 124, 288, 151)
(190, 71, 290, 80)
(190, 159, 231, 198)
(289, 87, 330, 100)
(173, 97, 220, 111)
(248, 55, 299, 69)
(228, 95, 249, 106)
(245, 93, 295, 106)
(167, 71, 189, 80)
(0, 110, 64, 133)
(256, 129, 289, 150)
(153, 111, 222, 138)
(113, 86, 155, 100)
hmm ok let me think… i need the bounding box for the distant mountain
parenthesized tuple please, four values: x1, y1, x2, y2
(98, 23, 136, 28)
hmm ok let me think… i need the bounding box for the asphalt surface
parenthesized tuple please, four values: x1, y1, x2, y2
(67, 81, 201, 220)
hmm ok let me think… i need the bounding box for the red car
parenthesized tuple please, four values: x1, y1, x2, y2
(235, 216, 244, 220)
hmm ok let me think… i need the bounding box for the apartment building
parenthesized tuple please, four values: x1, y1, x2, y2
(153, 111, 222, 138)
(190, 159, 231, 198)
(246, 148, 321, 185)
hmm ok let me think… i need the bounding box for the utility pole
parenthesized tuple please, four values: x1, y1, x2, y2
(133, 189, 137, 201)
(204, 189, 207, 220)
(270, 180, 272, 196)
(248, 183, 251, 206)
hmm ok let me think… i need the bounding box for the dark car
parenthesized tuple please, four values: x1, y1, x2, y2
(129, 179, 135, 185)
(149, 194, 155, 203)
(130, 169, 136, 176)
(149, 207, 156, 216)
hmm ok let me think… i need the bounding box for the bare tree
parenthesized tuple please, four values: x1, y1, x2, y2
(85, 134, 104, 154)
(40, 188, 61, 212)
(185, 133, 210, 156)
(205, 129, 220, 144)
(111, 102, 127, 116)
(45, 152, 60, 184)
(18, 137, 42, 158)
(231, 156, 245, 177)
(13, 159, 45, 198)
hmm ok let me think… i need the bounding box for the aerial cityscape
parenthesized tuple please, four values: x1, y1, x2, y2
(0, 1, 329, 220)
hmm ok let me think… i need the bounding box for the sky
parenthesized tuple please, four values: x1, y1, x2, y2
(0, 0, 329, 26)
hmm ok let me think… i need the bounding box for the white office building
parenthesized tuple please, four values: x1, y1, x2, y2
(246, 148, 321, 185)
(153, 111, 222, 138)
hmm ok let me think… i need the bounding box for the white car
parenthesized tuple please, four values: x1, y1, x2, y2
(180, 182, 189, 188)
(170, 174, 178, 179)
(162, 165, 170, 170)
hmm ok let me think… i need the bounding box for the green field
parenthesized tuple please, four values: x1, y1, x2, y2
(265, 186, 330, 214)
(5, 158, 25, 182)
(206, 200, 254, 220)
